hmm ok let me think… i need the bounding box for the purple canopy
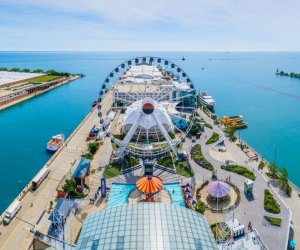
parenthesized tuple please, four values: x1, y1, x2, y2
(207, 181, 230, 198)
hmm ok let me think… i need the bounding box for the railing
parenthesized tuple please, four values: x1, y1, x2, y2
(154, 164, 176, 174)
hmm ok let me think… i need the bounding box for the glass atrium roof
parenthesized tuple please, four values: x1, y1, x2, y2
(76, 203, 217, 250)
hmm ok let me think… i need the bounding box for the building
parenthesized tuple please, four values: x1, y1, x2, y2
(76, 203, 218, 250)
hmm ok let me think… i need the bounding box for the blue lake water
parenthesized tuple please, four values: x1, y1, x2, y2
(0, 51, 300, 213)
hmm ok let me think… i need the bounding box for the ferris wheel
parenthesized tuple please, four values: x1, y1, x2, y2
(97, 56, 197, 159)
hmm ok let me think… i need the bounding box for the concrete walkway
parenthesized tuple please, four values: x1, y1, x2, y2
(184, 109, 291, 250)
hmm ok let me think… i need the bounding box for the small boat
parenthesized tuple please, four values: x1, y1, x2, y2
(199, 91, 216, 110)
(234, 122, 248, 129)
(47, 134, 64, 153)
(182, 57, 186, 61)
(92, 100, 98, 107)
(222, 115, 243, 123)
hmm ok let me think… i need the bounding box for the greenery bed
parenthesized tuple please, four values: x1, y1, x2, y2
(103, 163, 122, 179)
(175, 161, 194, 177)
(204, 122, 213, 129)
(264, 216, 282, 227)
(264, 189, 281, 214)
(221, 164, 256, 180)
(191, 144, 214, 171)
(206, 132, 220, 144)
(157, 155, 174, 169)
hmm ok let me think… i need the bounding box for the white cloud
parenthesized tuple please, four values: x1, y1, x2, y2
(0, 0, 299, 50)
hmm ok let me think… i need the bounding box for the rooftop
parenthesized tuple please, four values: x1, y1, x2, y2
(0, 71, 44, 86)
(76, 203, 218, 250)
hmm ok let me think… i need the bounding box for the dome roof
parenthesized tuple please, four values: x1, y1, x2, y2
(206, 181, 230, 198)
(122, 99, 173, 131)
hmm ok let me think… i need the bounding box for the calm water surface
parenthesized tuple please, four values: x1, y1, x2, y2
(0, 51, 299, 213)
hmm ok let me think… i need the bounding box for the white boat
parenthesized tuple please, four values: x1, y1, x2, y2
(199, 91, 216, 109)
(46, 134, 64, 153)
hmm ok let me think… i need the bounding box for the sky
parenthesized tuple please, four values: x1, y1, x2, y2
(0, 0, 299, 51)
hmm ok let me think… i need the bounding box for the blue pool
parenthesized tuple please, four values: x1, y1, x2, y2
(107, 183, 136, 208)
(164, 182, 186, 207)
(107, 182, 185, 208)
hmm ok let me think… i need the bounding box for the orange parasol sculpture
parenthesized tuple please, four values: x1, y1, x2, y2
(136, 176, 163, 202)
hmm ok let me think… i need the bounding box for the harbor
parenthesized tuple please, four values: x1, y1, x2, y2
(0, 56, 299, 250)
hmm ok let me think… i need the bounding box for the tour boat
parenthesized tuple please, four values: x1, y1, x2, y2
(46, 134, 64, 153)
(199, 91, 216, 109)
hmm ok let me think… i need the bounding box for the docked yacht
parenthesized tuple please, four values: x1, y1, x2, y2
(199, 91, 216, 110)
(46, 134, 64, 153)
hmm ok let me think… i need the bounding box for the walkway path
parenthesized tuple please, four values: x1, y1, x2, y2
(184, 108, 291, 250)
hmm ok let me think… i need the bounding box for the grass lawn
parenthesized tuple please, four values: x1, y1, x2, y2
(191, 144, 214, 171)
(123, 155, 139, 169)
(206, 132, 220, 144)
(264, 189, 281, 214)
(28, 75, 62, 83)
(175, 161, 194, 177)
(157, 154, 175, 169)
(103, 163, 121, 179)
(221, 164, 256, 180)
(264, 216, 282, 227)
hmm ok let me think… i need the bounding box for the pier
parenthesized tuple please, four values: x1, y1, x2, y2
(0, 74, 82, 111)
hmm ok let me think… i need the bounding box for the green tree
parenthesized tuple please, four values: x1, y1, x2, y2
(22, 68, 30, 73)
(32, 69, 44, 73)
(62, 179, 76, 192)
(46, 69, 58, 75)
(10, 67, 20, 72)
(195, 200, 206, 214)
(268, 162, 278, 178)
(88, 142, 100, 155)
(279, 167, 288, 190)
(0, 67, 8, 71)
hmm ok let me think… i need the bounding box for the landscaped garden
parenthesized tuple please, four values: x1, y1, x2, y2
(191, 144, 214, 171)
(221, 164, 256, 180)
(175, 161, 194, 177)
(264, 189, 281, 214)
(210, 222, 231, 242)
(206, 132, 220, 144)
(157, 153, 194, 177)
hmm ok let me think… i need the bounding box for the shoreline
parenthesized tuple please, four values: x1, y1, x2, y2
(0, 75, 82, 111)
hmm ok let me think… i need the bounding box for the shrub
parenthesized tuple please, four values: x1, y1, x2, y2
(123, 155, 139, 169)
(286, 184, 292, 197)
(206, 132, 220, 144)
(195, 200, 206, 214)
(258, 161, 265, 170)
(88, 142, 100, 154)
(157, 155, 174, 169)
(264, 189, 281, 214)
(84, 153, 93, 160)
(221, 164, 256, 180)
(175, 161, 194, 177)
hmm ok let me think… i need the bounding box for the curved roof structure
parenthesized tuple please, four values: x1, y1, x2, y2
(207, 181, 230, 198)
(76, 203, 218, 250)
(136, 176, 163, 195)
(122, 99, 173, 132)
